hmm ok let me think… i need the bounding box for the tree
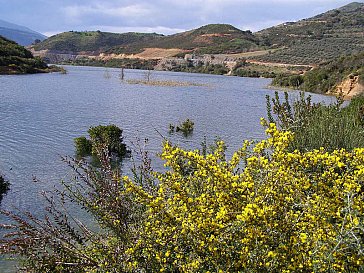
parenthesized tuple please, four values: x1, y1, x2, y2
(74, 124, 129, 159)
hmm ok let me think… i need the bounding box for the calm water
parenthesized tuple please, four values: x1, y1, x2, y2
(0, 66, 333, 271)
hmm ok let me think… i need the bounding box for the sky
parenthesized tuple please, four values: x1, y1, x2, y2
(0, 0, 362, 37)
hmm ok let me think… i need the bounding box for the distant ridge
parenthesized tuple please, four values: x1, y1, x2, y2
(0, 19, 46, 46)
(33, 24, 261, 56)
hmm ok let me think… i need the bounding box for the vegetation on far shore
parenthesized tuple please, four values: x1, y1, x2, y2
(59, 57, 158, 71)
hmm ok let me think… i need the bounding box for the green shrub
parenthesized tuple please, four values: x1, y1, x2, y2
(74, 136, 92, 157)
(169, 119, 195, 136)
(74, 124, 129, 159)
(266, 91, 364, 151)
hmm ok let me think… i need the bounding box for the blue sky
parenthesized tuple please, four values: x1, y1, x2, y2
(0, 0, 362, 36)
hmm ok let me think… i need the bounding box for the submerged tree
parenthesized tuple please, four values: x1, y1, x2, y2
(74, 124, 130, 159)
(0, 174, 10, 203)
(169, 119, 195, 137)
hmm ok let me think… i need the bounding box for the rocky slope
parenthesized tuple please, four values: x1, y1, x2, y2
(329, 76, 364, 99)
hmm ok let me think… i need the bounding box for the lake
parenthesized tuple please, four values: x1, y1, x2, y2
(0, 66, 333, 271)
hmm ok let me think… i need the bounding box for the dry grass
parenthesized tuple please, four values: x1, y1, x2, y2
(125, 79, 206, 87)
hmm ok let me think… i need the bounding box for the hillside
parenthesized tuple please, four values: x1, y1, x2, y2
(0, 35, 59, 74)
(30, 2, 364, 74)
(0, 19, 46, 46)
(33, 24, 262, 56)
(113, 24, 261, 54)
(33, 31, 164, 54)
(272, 51, 364, 97)
(255, 2, 364, 64)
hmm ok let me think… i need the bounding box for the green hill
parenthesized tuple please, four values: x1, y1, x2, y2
(0, 35, 57, 74)
(33, 24, 262, 55)
(255, 2, 364, 64)
(33, 31, 163, 53)
(136, 24, 261, 54)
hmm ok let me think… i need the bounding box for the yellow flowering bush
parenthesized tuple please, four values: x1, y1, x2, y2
(2, 120, 364, 272)
(124, 119, 364, 272)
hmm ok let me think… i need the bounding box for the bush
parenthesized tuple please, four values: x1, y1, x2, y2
(2, 124, 364, 272)
(176, 119, 194, 135)
(74, 124, 129, 159)
(169, 119, 195, 136)
(124, 124, 364, 272)
(266, 91, 364, 151)
(74, 136, 92, 157)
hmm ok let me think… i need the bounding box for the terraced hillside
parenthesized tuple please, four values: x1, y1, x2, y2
(255, 2, 364, 64)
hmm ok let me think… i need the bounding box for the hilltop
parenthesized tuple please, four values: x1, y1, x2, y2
(0, 19, 46, 46)
(33, 31, 163, 54)
(0, 35, 60, 74)
(33, 24, 262, 56)
(255, 2, 364, 64)
(117, 24, 261, 55)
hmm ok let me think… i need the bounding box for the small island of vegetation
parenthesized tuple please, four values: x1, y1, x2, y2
(74, 124, 130, 160)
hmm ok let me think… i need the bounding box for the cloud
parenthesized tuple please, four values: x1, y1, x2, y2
(88, 25, 186, 35)
(63, 3, 153, 19)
